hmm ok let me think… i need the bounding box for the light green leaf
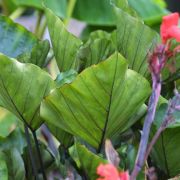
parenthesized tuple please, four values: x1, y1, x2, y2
(69, 143, 106, 180)
(41, 52, 151, 149)
(0, 107, 17, 138)
(0, 15, 38, 58)
(45, 8, 82, 72)
(17, 40, 50, 68)
(0, 54, 55, 130)
(13, 0, 67, 18)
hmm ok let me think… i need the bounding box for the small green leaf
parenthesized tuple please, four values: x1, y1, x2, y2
(0, 54, 55, 130)
(41, 52, 151, 149)
(17, 40, 50, 68)
(69, 143, 106, 180)
(0, 15, 38, 58)
(45, 7, 82, 72)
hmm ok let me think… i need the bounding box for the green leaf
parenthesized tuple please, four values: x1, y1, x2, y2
(55, 70, 78, 88)
(73, 0, 116, 25)
(151, 127, 180, 178)
(0, 15, 38, 58)
(128, 0, 168, 25)
(114, 6, 159, 77)
(0, 54, 55, 130)
(0, 128, 26, 154)
(78, 30, 115, 70)
(0, 107, 17, 138)
(45, 8, 82, 72)
(3, 148, 25, 180)
(41, 52, 151, 149)
(12, 0, 67, 18)
(0, 152, 8, 180)
(47, 123, 73, 148)
(17, 40, 50, 68)
(69, 143, 106, 180)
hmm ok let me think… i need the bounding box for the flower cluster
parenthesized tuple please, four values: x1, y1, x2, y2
(97, 164, 129, 180)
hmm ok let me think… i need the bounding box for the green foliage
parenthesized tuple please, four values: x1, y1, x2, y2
(0, 54, 55, 129)
(0, 15, 38, 58)
(12, 0, 67, 18)
(41, 53, 151, 149)
(45, 8, 82, 72)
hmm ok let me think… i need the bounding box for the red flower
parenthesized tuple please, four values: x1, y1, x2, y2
(96, 164, 129, 180)
(160, 13, 180, 44)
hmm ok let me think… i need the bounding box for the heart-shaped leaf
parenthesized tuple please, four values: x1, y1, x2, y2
(0, 54, 55, 130)
(41, 52, 151, 150)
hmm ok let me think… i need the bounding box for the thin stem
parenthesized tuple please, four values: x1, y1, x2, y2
(24, 124, 39, 180)
(131, 81, 161, 180)
(64, 0, 77, 26)
(34, 11, 43, 36)
(9, 7, 26, 20)
(32, 130, 47, 180)
(37, 18, 47, 39)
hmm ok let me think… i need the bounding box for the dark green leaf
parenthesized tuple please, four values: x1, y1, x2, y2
(41, 52, 151, 149)
(0, 15, 38, 58)
(3, 149, 25, 180)
(114, 6, 159, 77)
(0, 54, 55, 130)
(0, 128, 26, 154)
(45, 8, 82, 72)
(0, 152, 8, 180)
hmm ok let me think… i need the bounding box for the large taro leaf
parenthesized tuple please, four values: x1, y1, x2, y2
(69, 143, 106, 180)
(0, 15, 38, 58)
(113, 6, 159, 78)
(0, 54, 55, 130)
(12, 0, 67, 18)
(41, 52, 151, 150)
(151, 127, 180, 178)
(45, 8, 82, 72)
(73, 0, 167, 25)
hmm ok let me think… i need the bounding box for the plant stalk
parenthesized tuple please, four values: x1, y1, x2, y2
(9, 7, 26, 20)
(32, 130, 47, 180)
(130, 80, 161, 180)
(24, 124, 39, 180)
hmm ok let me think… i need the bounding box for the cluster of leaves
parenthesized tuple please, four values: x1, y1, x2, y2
(0, 0, 179, 179)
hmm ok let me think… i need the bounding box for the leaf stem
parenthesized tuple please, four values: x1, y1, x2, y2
(64, 0, 77, 26)
(32, 130, 47, 180)
(34, 11, 43, 36)
(9, 7, 26, 20)
(24, 124, 39, 180)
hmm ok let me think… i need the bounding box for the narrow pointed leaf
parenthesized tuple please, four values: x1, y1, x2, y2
(0, 15, 38, 58)
(46, 8, 82, 72)
(41, 52, 151, 149)
(0, 54, 55, 130)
